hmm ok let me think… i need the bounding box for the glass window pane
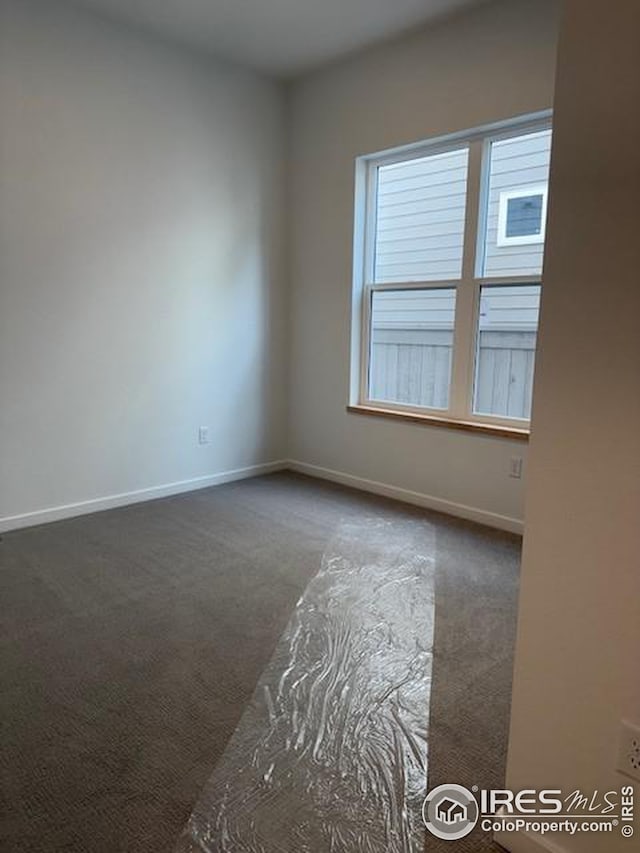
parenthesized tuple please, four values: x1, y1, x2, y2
(374, 148, 469, 283)
(369, 288, 456, 410)
(482, 129, 552, 277)
(473, 284, 541, 420)
(504, 193, 544, 239)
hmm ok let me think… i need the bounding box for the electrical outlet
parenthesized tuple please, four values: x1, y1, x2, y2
(509, 456, 523, 479)
(617, 720, 640, 782)
(198, 426, 209, 445)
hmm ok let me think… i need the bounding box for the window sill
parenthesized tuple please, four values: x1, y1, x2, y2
(347, 404, 530, 441)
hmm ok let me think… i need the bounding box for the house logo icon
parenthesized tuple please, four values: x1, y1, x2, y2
(436, 797, 468, 825)
(422, 784, 479, 840)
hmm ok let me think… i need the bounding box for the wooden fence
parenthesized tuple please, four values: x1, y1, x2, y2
(369, 328, 536, 419)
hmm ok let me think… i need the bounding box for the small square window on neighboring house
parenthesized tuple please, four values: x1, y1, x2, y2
(497, 184, 548, 247)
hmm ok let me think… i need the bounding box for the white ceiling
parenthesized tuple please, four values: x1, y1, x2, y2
(71, 0, 487, 77)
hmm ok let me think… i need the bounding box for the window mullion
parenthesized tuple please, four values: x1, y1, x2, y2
(449, 281, 476, 418)
(449, 141, 483, 419)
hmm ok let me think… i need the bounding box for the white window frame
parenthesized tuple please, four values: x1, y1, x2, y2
(496, 183, 548, 247)
(349, 111, 552, 430)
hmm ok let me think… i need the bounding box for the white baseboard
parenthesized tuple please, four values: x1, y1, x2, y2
(0, 460, 288, 533)
(1, 458, 523, 536)
(494, 826, 569, 853)
(287, 460, 523, 534)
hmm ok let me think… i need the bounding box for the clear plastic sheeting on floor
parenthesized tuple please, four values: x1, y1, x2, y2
(176, 516, 436, 853)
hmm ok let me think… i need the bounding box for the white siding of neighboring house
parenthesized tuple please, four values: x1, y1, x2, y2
(478, 285, 540, 331)
(373, 131, 551, 285)
(483, 129, 552, 277)
(371, 288, 457, 329)
(370, 286, 539, 332)
(374, 148, 469, 283)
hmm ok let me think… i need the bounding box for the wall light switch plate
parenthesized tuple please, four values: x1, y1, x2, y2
(198, 426, 209, 445)
(617, 720, 640, 782)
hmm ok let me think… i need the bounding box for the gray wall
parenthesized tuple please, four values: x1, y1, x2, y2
(287, 0, 561, 529)
(0, 0, 563, 533)
(0, 0, 287, 525)
(504, 2, 640, 850)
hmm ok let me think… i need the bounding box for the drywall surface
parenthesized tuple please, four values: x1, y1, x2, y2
(0, 0, 287, 523)
(286, 0, 561, 527)
(504, 1, 640, 850)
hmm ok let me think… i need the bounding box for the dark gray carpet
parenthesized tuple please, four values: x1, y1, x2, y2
(425, 521, 520, 853)
(0, 471, 520, 852)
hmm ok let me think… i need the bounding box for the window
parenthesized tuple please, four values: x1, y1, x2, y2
(473, 284, 541, 420)
(497, 186, 547, 247)
(352, 115, 552, 431)
(369, 288, 456, 409)
(481, 128, 552, 277)
(374, 148, 469, 283)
